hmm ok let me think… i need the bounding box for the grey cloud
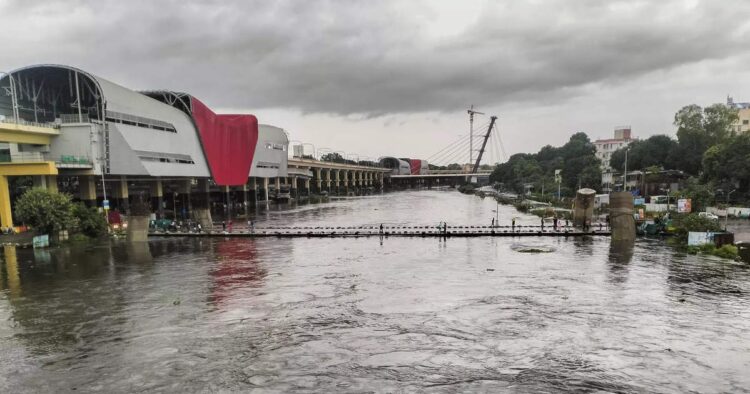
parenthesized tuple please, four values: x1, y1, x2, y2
(1, 0, 748, 116)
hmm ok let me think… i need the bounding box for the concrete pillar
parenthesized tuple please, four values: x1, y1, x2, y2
(315, 168, 323, 192)
(179, 179, 192, 215)
(151, 179, 164, 218)
(325, 168, 332, 190)
(79, 176, 97, 206)
(342, 170, 349, 191)
(32, 176, 47, 189)
(304, 178, 311, 195)
(275, 177, 281, 190)
(191, 178, 213, 231)
(222, 185, 231, 221)
(263, 178, 270, 202)
(46, 176, 58, 193)
(610, 192, 636, 241)
(0, 176, 13, 228)
(242, 184, 249, 216)
(249, 177, 258, 204)
(290, 175, 298, 199)
(113, 176, 129, 213)
(573, 188, 596, 227)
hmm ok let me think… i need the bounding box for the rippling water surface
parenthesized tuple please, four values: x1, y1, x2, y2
(1, 190, 750, 393)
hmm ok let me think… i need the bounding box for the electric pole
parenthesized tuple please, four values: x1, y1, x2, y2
(467, 105, 484, 166)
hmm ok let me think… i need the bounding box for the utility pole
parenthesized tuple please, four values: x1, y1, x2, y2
(467, 105, 484, 165)
(623, 148, 628, 192)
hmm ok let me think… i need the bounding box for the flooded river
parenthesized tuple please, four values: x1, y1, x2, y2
(1, 190, 749, 392)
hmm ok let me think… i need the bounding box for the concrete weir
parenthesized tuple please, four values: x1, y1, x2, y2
(149, 225, 611, 238)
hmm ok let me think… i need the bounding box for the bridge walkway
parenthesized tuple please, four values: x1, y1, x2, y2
(149, 224, 611, 238)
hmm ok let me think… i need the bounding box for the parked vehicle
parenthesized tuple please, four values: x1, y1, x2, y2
(698, 212, 719, 221)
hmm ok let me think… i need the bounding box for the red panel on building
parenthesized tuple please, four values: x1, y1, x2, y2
(190, 98, 258, 186)
(409, 159, 422, 175)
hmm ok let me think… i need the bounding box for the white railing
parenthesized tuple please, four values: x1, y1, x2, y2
(0, 116, 59, 129)
(60, 113, 90, 124)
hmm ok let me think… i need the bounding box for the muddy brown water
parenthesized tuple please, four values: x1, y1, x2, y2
(1, 190, 749, 392)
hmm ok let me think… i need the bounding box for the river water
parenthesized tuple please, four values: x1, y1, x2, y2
(1, 190, 749, 393)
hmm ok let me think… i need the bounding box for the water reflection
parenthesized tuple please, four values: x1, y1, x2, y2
(607, 239, 634, 284)
(209, 239, 266, 307)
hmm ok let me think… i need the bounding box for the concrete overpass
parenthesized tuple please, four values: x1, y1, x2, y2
(388, 170, 492, 188)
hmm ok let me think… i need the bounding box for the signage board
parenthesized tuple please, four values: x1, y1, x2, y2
(677, 198, 692, 213)
(634, 197, 645, 206)
(688, 232, 715, 246)
(32, 234, 49, 248)
(102, 199, 110, 210)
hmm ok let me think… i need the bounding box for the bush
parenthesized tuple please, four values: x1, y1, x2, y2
(72, 203, 108, 238)
(14, 188, 77, 234)
(713, 244, 739, 260)
(671, 213, 722, 243)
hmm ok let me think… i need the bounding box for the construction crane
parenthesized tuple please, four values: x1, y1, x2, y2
(467, 105, 484, 164)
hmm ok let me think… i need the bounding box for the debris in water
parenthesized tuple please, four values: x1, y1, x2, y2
(511, 243, 556, 253)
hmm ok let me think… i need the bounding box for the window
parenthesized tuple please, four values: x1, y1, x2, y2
(256, 162, 280, 169)
(743, 119, 749, 125)
(265, 142, 287, 151)
(106, 110, 177, 133)
(135, 150, 194, 164)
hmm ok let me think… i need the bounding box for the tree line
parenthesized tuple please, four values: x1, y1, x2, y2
(489, 132, 601, 197)
(609, 103, 744, 204)
(489, 102, 745, 202)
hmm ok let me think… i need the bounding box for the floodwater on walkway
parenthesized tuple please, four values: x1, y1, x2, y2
(1, 190, 749, 392)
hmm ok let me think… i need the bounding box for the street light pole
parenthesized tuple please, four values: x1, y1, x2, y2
(623, 148, 628, 192)
(726, 189, 736, 231)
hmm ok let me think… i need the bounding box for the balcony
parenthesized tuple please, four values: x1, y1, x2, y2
(0, 152, 93, 169)
(0, 117, 60, 145)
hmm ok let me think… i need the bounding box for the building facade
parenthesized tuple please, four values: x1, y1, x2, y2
(727, 96, 750, 134)
(594, 127, 635, 193)
(0, 64, 289, 227)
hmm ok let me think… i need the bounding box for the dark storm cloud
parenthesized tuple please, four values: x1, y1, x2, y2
(1, 0, 748, 115)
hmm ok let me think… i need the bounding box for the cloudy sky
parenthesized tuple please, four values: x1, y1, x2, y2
(2, 0, 749, 164)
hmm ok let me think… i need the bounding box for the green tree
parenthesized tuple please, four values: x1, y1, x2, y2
(671, 177, 715, 213)
(609, 135, 678, 171)
(14, 188, 77, 234)
(72, 203, 108, 238)
(702, 133, 750, 192)
(672, 104, 737, 175)
(559, 133, 601, 192)
(671, 213, 722, 243)
(320, 152, 346, 163)
(490, 133, 601, 195)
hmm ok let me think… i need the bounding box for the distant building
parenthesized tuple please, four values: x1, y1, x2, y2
(593, 127, 636, 193)
(727, 96, 750, 133)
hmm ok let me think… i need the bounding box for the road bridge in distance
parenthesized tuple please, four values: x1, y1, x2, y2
(387, 170, 492, 188)
(149, 224, 611, 238)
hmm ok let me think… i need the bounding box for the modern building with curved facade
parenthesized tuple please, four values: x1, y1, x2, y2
(377, 157, 429, 175)
(0, 64, 290, 227)
(378, 157, 411, 175)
